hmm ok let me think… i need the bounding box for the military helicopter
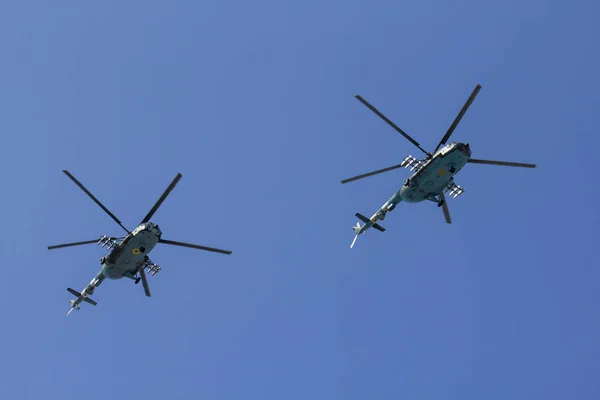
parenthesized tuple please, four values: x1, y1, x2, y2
(342, 84, 536, 248)
(48, 170, 232, 315)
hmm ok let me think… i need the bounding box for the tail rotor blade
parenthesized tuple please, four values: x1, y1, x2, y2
(158, 239, 232, 255)
(350, 234, 359, 248)
(139, 267, 151, 297)
(433, 84, 482, 154)
(62, 170, 130, 234)
(140, 173, 182, 224)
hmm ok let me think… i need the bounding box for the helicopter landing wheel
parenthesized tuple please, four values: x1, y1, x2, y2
(437, 200, 445, 207)
(135, 277, 141, 284)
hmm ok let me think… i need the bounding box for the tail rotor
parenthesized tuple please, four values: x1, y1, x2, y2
(350, 222, 362, 248)
(67, 299, 79, 316)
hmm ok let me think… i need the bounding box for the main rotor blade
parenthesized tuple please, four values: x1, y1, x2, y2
(433, 84, 482, 154)
(341, 163, 404, 184)
(139, 267, 151, 297)
(140, 173, 182, 224)
(354, 95, 430, 156)
(440, 192, 452, 224)
(62, 170, 130, 234)
(159, 239, 232, 255)
(48, 239, 100, 250)
(467, 158, 536, 168)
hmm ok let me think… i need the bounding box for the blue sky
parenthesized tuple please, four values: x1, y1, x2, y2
(1, 1, 599, 399)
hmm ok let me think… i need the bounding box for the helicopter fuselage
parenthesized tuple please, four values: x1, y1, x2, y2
(74, 222, 162, 305)
(399, 142, 471, 203)
(362, 142, 471, 230)
(102, 222, 162, 279)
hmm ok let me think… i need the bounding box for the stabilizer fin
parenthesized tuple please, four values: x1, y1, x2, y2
(66, 287, 97, 306)
(83, 297, 97, 306)
(355, 213, 386, 232)
(371, 223, 385, 232)
(355, 213, 370, 224)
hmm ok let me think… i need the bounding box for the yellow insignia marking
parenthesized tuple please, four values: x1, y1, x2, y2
(438, 168, 447, 176)
(132, 248, 141, 255)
